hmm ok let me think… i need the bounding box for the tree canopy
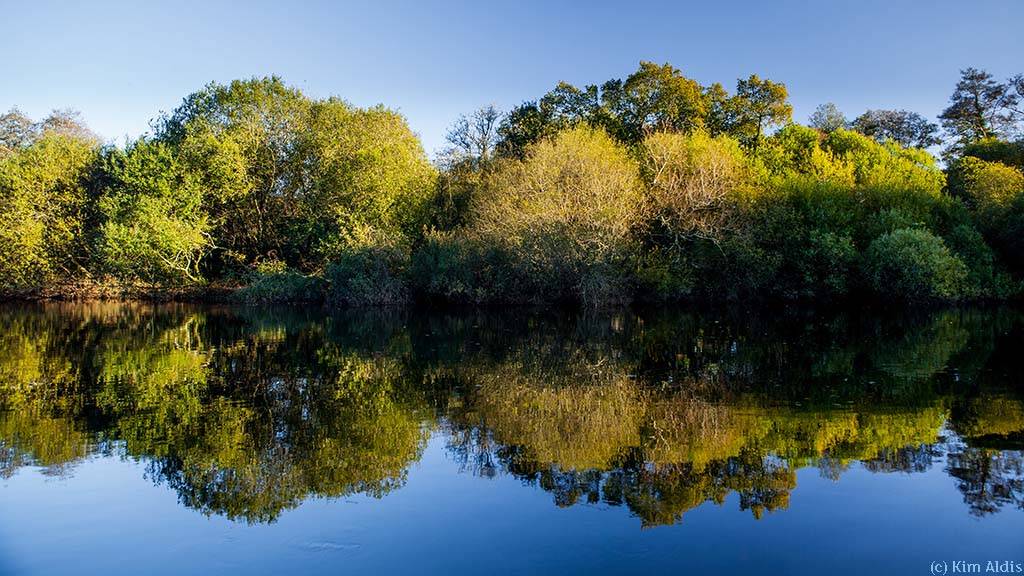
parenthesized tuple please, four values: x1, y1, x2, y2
(2, 64, 1024, 306)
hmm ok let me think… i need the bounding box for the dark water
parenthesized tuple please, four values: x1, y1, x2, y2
(0, 303, 1022, 575)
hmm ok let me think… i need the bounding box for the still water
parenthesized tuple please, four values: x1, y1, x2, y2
(0, 303, 1021, 575)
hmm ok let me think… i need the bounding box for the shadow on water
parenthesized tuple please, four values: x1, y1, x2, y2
(0, 301, 1022, 525)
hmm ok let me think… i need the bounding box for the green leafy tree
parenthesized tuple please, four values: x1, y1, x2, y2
(961, 139, 1024, 171)
(599, 62, 708, 144)
(294, 99, 436, 266)
(96, 139, 212, 284)
(156, 77, 435, 277)
(852, 109, 941, 148)
(823, 128, 945, 194)
(704, 82, 737, 137)
(156, 76, 311, 272)
(541, 81, 602, 125)
(496, 82, 607, 159)
(496, 65, 790, 155)
(0, 117, 101, 290)
(757, 123, 853, 182)
(731, 75, 793, 154)
(947, 156, 1024, 211)
(947, 157, 1024, 272)
(497, 102, 549, 159)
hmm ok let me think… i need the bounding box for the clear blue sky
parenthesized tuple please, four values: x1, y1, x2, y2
(3, 0, 1022, 155)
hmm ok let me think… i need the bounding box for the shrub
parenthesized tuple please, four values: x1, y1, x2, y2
(324, 227, 409, 306)
(640, 130, 749, 243)
(774, 178, 859, 236)
(988, 193, 1024, 273)
(863, 228, 969, 303)
(961, 139, 1024, 171)
(695, 235, 781, 301)
(633, 245, 697, 301)
(799, 231, 858, 299)
(946, 157, 1024, 213)
(407, 231, 471, 301)
(235, 260, 325, 304)
(473, 126, 645, 305)
(944, 224, 999, 298)
(857, 186, 952, 240)
(407, 230, 519, 304)
(864, 208, 921, 241)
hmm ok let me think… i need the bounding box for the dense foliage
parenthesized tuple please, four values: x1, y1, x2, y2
(2, 65, 1024, 305)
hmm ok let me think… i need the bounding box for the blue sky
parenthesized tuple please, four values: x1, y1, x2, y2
(3, 0, 1022, 155)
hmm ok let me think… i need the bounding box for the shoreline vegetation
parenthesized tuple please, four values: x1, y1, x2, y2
(3, 63, 1024, 307)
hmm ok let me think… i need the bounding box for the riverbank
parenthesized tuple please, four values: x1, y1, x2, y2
(0, 280, 241, 303)
(5, 278, 1020, 308)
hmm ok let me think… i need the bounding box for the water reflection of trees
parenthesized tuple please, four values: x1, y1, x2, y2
(946, 396, 1024, 516)
(435, 307, 1024, 525)
(947, 447, 1023, 516)
(0, 303, 1022, 524)
(442, 372, 951, 525)
(0, 303, 428, 523)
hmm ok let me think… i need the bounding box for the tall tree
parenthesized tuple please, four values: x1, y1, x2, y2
(732, 75, 792, 153)
(808, 103, 847, 133)
(704, 83, 736, 137)
(497, 102, 550, 159)
(599, 62, 708, 144)
(0, 117, 101, 288)
(437, 105, 505, 230)
(0, 108, 99, 157)
(0, 108, 35, 156)
(1009, 74, 1024, 124)
(96, 139, 212, 284)
(155, 76, 311, 271)
(851, 109, 940, 148)
(496, 82, 601, 158)
(939, 68, 1018, 150)
(37, 109, 98, 141)
(441, 105, 502, 170)
(539, 82, 601, 126)
(295, 100, 436, 263)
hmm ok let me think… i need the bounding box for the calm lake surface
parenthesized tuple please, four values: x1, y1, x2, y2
(0, 303, 1022, 575)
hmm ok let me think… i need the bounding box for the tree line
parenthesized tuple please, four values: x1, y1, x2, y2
(2, 63, 1023, 305)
